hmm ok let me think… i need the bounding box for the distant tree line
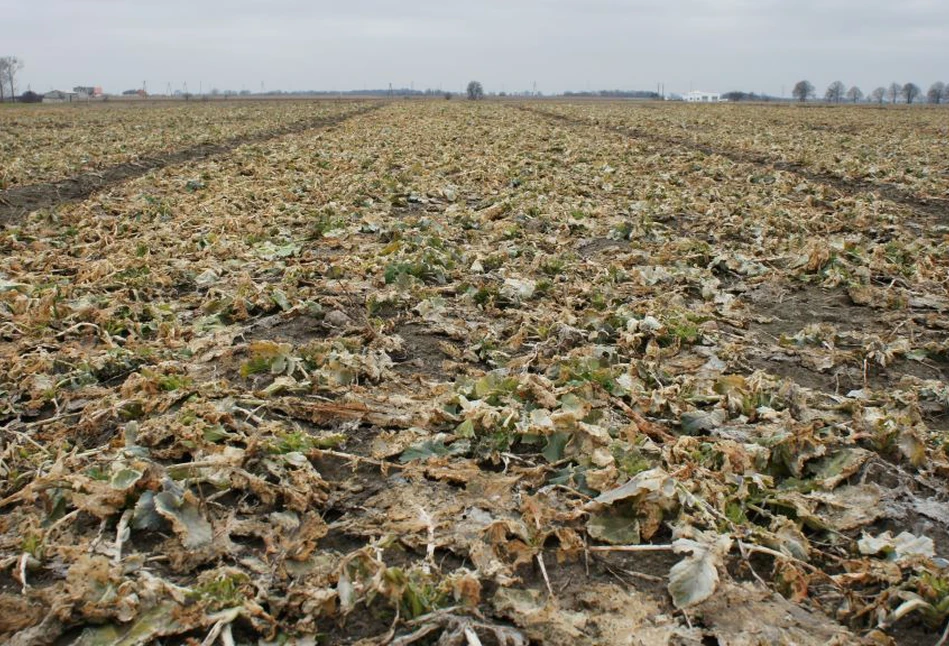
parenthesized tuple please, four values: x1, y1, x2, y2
(792, 79, 946, 104)
(562, 89, 661, 99)
(721, 91, 778, 102)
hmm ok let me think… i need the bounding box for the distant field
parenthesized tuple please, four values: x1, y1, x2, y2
(1, 100, 948, 644)
(0, 100, 363, 189)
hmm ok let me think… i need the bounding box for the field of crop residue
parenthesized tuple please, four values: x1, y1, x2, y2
(1, 99, 948, 645)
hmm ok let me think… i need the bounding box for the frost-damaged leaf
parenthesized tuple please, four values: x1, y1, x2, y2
(541, 432, 570, 463)
(337, 567, 355, 613)
(154, 489, 213, 549)
(586, 510, 640, 545)
(254, 240, 301, 260)
(698, 581, 856, 644)
(590, 468, 675, 506)
(492, 588, 586, 640)
(809, 448, 872, 490)
(109, 468, 143, 491)
(668, 533, 733, 609)
(132, 491, 163, 531)
(898, 428, 927, 467)
(858, 531, 935, 563)
(680, 409, 726, 435)
(75, 602, 241, 646)
(0, 278, 30, 293)
(808, 483, 886, 532)
(399, 437, 469, 463)
(768, 519, 811, 561)
(500, 278, 536, 302)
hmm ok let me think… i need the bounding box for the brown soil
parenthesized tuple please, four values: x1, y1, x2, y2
(392, 323, 465, 381)
(242, 312, 333, 344)
(0, 103, 383, 226)
(733, 283, 949, 396)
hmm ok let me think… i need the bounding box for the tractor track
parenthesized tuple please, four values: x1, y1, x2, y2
(0, 102, 385, 226)
(516, 104, 949, 225)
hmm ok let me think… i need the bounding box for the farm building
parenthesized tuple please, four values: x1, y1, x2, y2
(73, 86, 104, 98)
(684, 91, 723, 102)
(42, 90, 78, 103)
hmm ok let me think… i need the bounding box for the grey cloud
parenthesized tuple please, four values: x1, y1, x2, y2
(4, 0, 947, 96)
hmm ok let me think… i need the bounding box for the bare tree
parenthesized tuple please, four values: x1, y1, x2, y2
(845, 86, 863, 103)
(928, 82, 946, 104)
(0, 56, 24, 103)
(902, 82, 921, 104)
(824, 80, 846, 103)
(466, 80, 484, 101)
(887, 82, 901, 104)
(870, 87, 886, 104)
(792, 80, 815, 103)
(0, 59, 5, 102)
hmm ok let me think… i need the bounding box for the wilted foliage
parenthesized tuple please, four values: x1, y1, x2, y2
(0, 99, 948, 644)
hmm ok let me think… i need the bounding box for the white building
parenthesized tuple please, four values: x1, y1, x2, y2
(683, 91, 723, 103)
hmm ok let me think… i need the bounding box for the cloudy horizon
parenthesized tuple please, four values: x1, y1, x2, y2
(4, 0, 948, 97)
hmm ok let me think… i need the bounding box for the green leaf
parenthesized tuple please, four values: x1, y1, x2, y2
(109, 468, 143, 491)
(132, 491, 163, 531)
(399, 438, 469, 463)
(559, 393, 586, 416)
(587, 511, 640, 545)
(154, 490, 213, 549)
(810, 448, 872, 489)
(271, 289, 291, 311)
(455, 419, 476, 439)
(75, 601, 187, 646)
(542, 432, 571, 463)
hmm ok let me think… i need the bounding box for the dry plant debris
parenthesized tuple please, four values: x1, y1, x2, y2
(1, 99, 949, 644)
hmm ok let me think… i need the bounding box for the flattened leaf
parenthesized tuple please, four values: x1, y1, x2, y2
(587, 511, 640, 545)
(542, 432, 570, 463)
(680, 409, 726, 435)
(132, 491, 163, 530)
(769, 519, 811, 561)
(668, 534, 732, 609)
(109, 468, 143, 491)
(75, 601, 187, 646)
(592, 468, 675, 506)
(810, 448, 872, 490)
(809, 483, 886, 532)
(455, 418, 476, 439)
(898, 428, 927, 467)
(154, 490, 213, 549)
(399, 438, 469, 463)
(858, 531, 935, 563)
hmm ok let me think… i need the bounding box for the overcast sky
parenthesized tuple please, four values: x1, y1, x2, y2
(4, 0, 947, 96)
